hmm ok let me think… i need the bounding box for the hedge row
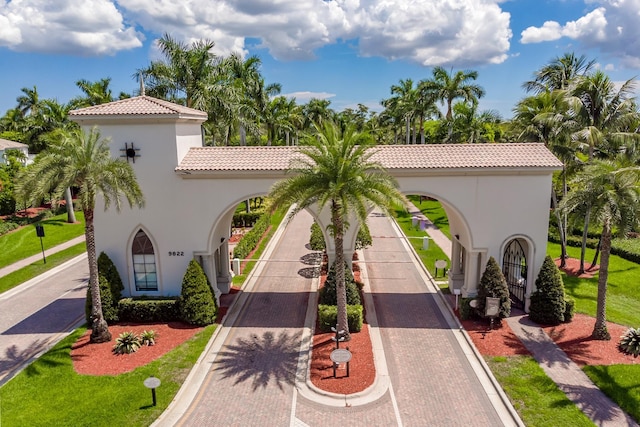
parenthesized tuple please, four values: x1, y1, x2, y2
(549, 232, 640, 264)
(317, 304, 363, 333)
(117, 298, 181, 322)
(0, 221, 19, 236)
(232, 211, 262, 228)
(232, 212, 270, 260)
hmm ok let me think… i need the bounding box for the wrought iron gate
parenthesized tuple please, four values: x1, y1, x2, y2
(502, 240, 527, 309)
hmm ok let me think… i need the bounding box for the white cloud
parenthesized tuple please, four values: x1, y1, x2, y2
(520, 1, 640, 68)
(282, 91, 336, 103)
(0, 0, 143, 55)
(1, 0, 513, 67)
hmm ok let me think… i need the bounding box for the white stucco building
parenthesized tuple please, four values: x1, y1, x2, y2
(0, 138, 29, 165)
(70, 95, 563, 312)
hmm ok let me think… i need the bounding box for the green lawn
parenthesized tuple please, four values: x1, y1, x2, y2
(407, 195, 452, 239)
(546, 242, 640, 327)
(487, 356, 595, 426)
(0, 242, 87, 295)
(0, 325, 215, 427)
(0, 212, 85, 269)
(394, 202, 450, 278)
(583, 364, 640, 423)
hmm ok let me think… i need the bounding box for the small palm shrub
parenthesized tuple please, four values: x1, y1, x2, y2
(140, 330, 157, 346)
(476, 257, 511, 319)
(318, 261, 362, 306)
(113, 331, 141, 354)
(619, 328, 640, 358)
(529, 255, 567, 325)
(179, 259, 217, 326)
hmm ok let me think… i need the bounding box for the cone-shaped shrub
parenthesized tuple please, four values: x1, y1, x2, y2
(98, 252, 124, 302)
(529, 255, 567, 325)
(476, 256, 511, 319)
(179, 259, 217, 326)
(318, 261, 362, 306)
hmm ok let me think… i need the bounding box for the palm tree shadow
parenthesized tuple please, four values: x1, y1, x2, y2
(214, 331, 307, 392)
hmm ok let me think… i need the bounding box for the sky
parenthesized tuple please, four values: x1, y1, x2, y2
(1, 0, 639, 120)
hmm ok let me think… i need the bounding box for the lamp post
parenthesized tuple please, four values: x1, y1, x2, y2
(144, 376, 161, 406)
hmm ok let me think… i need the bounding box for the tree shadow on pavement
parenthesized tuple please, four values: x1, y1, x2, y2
(215, 331, 307, 392)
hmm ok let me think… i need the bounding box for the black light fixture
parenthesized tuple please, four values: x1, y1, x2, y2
(120, 142, 140, 163)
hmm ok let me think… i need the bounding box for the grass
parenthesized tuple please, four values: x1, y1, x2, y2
(486, 356, 595, 426)
(546, 242, 640, 327)
(407, 195, 451, 239)
(0, 242, 87, 295)
(232, 208, 286, 287)
(583, 364, 640, 423)
(0, 325, 215, 427)
(393, 202, 450, 277)
(0, 211, 85, 269)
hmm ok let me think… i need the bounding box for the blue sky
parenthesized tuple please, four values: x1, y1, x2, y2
(1, 0, 639, 120)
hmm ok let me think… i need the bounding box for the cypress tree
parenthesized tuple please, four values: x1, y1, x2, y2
(476, 256, 511, 319)
(179, 259, 217, 326)
(529, 255, 567, 325)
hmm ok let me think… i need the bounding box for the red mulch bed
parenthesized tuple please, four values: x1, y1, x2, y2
(71, 322, 203, 376)
(555, 256, 599, 279)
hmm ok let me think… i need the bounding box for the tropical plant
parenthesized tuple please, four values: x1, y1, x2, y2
(421, 66, 485, 121)
(16, 127, 145, 343)
(522, 52, 596, 93)
(529, 255, 567, 325)
(618, 328, 640, 357)
(560, 159, 640, 339)
(318, 261, 362, 306)
(140, 329, 157, 346)
(475, 256, 511, 319)
(179, 259, 217, 326)
(113, 331, 141, 354)
(69, 78, 115, 108)
(268, 122, 407, 339)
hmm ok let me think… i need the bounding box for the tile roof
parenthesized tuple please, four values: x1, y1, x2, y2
(0, 138, 28, 150)
(68, 96, 207, 121)
(176, 143, 563, 174)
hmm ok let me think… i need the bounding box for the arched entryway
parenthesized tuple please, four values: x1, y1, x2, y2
(502, 238, 529, 309)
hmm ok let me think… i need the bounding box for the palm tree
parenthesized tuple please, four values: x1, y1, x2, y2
(69, 78, 115, 108)
(523, 52, 596, 93)
(268, 123, 407, 339)
(16, 127, 144, 343)
(421, 67, 485, 121)
(16, 86, 41, 118)
(560, 159, 640, 340)
(388, 78, 418, 144)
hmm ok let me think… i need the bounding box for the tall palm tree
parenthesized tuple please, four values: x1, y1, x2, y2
(303, 98, 334, 129)
(421, 67, 485, 121)
(560, 159, 640, 340)
(140, 33, 216, 109)
(268, 123, 407, 339)
(16, 127, 144, 343)
(16, 86, 41, 118)
(523, 52, 596, 93)
(388, 78, 418, 144)
(69, 78, 115, 108)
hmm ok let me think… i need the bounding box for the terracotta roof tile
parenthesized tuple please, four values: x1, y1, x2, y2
(176, 143, 562, 174)
(69, 96, 207, 120)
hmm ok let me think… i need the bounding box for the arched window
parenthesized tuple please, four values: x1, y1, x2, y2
(132, 229, 157, 291)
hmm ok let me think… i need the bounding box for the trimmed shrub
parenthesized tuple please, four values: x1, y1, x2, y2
(318, 261, 362, 306)
(476, 256, 511, 319)
(317, 304, 363, 333)
(354, 223, 372, 250)
(0, 220, 19, 236)
(179, 259, 217, 326)
(619, 328, 640, 358)
(459, 298, 475, 320)
(98, 252, 124, 302)
(232, 211, 261, 228)
(232, 213, 270, 260)
(564, 297, 575, 323)
(529, 255, 567, 325)
(309, 222, 373, 251)
(117, 298, 180, 322)
(85, 274, 119, 325)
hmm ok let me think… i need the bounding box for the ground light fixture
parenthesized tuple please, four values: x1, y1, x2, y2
(144, 376, 161, 406)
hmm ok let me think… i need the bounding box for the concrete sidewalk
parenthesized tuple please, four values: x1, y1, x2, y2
(0, 235, 85, 278)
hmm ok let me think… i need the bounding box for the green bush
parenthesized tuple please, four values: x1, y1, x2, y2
(309, 221, 372, 251)
(318, 261, 362, 306)
(85, 275, 119, 325)
(459, 297, 475, 320)
(548, 231, 640, 264)
(232, 213, 270, 260)
(317, 304, 363, 333)
(476, 256, 511, 319)
(179, 259, 217, 326)
(117, 298, 180, 322)
(140, 330, 157, 346)
(529, 255, 567, 325)
(618, 328, 640, 358)
(113, 331, 141, 354)
(564, 297, 575, 323)
(98, 252, 124, 302)
(0, 220, 19, 236)
(232, 211, 262, 228)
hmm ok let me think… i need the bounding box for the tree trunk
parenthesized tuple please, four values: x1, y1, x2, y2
(579, 209, 590, 274)
(85, 209, 111, 343)
(332, 202, 350, 341)
(240, 124, 247, 146)
(405, 116, 410, 145)
(589, 235, 602, 270)
(550, 190, 567, 267)
(591, 219, 611, 340)
(64, 187, 76, 223)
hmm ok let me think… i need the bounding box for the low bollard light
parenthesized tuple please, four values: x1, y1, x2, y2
(144, 376, 161, 406)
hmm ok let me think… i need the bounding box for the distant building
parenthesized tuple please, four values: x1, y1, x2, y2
(0, 139, 29, 165)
